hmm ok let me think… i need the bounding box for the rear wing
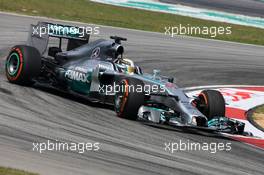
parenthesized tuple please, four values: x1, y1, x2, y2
(27, 21, 90, 55)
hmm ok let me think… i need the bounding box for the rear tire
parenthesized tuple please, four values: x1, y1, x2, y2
(5, 45, 41, 85)
(197, 90, 225, 120)
(114, 78, 145, 120)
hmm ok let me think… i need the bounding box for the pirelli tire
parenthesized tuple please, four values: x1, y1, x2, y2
(5, 45, 41, 85)
(114, 78, 145, 120)
(198, 90, 226, 120)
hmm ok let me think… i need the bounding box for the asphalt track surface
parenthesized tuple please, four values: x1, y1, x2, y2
(0, 13, 264, 175)
(159, 0, 264, 18)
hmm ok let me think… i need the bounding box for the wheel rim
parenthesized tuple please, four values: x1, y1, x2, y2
(115, 92, 123, 114)
(6, 52, 20, 76)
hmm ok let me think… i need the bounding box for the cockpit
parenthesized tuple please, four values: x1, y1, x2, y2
(114, 57, 142, 75)
(110, 36, 142, 75)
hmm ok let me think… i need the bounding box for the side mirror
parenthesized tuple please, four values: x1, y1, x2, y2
(168, 77, 174, 83)
(153, 69, 161, 79)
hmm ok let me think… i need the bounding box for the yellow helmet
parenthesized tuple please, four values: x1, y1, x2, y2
(122, 58, 135, 74)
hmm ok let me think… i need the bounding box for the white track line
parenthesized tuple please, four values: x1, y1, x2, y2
(183, 85, 264, 91)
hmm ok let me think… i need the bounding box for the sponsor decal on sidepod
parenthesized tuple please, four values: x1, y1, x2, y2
(65, 70, 90, 83)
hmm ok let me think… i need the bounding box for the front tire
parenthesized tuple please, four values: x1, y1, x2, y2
(114, 78, 145, 120)
(5, 45, 41, 85)
(197, 90, 225, 120)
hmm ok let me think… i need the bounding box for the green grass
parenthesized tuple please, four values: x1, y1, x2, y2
(255, 105, 264, 114)
(0, 0, 264, 45)
(0, 166, 38, 175)
(253, 105, 264, 129)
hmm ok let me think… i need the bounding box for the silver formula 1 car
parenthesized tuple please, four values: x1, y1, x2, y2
(5, 22, 245, 134)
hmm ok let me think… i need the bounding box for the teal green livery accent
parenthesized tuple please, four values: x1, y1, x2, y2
(47, 23, 85, 39)
(6, 53, 20, 76)
(67, 71, 92, 94)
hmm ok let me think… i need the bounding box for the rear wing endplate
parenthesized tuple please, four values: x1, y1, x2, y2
(27, 21, 90, 55)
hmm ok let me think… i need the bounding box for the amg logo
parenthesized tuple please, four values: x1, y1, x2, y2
(65, 70, 90, 83)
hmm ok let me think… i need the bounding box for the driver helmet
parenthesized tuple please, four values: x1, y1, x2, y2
(122, 58, 135, 74)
